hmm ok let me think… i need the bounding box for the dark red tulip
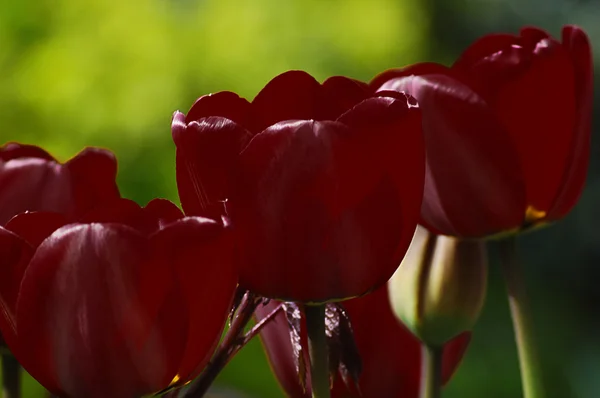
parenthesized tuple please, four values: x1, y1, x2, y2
(173, 70, 425, 302)
(0, 198, 236, 398)
(0, 142, 120, 225)
(371, 25, 592, 238)
(255, 285, 470, 397)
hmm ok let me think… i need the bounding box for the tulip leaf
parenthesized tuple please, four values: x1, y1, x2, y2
(283, 302, 308, 393)
(324, 303, 362, 394)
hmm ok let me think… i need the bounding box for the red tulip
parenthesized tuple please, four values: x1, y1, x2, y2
(255, 285, 470, 397)
(0, 198, 236, 398)
(371, 25, 592, 238)
(173, 70, 425, 302)
(0, 143, 120, 225)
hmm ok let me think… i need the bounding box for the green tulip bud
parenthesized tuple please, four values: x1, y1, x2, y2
(388, 226, 487, 347)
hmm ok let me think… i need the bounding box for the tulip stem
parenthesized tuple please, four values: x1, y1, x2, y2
(420, 343, 442, 398)
(305, 304, 330, 398)
(498, 237, 545, 398)
(2, 353, 20, 398)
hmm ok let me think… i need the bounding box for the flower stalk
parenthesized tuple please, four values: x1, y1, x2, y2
(498, 237, 546, 398)
(305, 304, 330, 398)
(419, 344, 442, 398)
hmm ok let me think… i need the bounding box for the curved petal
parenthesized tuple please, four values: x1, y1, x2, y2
(548, 26, 593, 219)
(486, 35, 576, 214)
(151, 217, 236, 383)
(5, 212, 69, 248)
(185, 91, 252, 128)
(143, 199, 185, 230)
(380, 73, 526, 237)
(336, 95, 424, 288)
(78, 198, 159, 235)
(0, 227, 62, 394)
(65, 147, 121, 216)
(235, 109, 422, 301)
(452, 33, 520, 71)
(370, 63, 452, 92)
(0, 227, 33, 339)
(172, 115, 252, 218)
(235, 120, 352, 301)
(519, 26, 552, 45)
(16, 224, 173, 397)
(0, 156, 72, 225)
(317, 76, 370, 120)
(251, 70, 321, 132)
(0, 143, 56, 162)
(452, 34, 536, 103)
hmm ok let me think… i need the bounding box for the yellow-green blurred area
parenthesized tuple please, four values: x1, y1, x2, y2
(2, 0, 600, 397)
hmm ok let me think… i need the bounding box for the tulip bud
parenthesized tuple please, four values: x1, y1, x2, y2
(388, 226, 487, 347)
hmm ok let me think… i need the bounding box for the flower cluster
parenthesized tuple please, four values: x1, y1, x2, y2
(0, 25, 592, 398)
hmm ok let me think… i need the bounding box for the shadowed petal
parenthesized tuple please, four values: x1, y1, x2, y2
(172, 115, 252, 217)
(548, 26, 593, 219)
(317, 76, 370, 121)
(65, 147, 121, 216)
(251, 71, 322, 133)
(0, 143, 55, 162)
(16, 224, 172, 398)
(0, 156, 71, 225)
(380, 73, 526, 237)
(186, 91, 252, 128)
(151, 217, 236, 383)
(488, 36, 576, 213)
(5, 212, 69, 248)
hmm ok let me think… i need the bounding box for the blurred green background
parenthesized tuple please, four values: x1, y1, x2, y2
(1, 0, 599, 397)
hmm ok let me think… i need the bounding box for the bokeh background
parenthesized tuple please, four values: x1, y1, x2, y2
(2, 0, 600, 397)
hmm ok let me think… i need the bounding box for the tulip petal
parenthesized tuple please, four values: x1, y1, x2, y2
(65, 147, 121, 216)
(144, 198, 185, 230)
(548, 26, 593, 219)
(172, 114, 252, 217)
(5, 212, 69, 248)
(0, 143, 55, 162)
(336, 95, 424, 282)
(235, 106, 422, 301)
(78, 198, 159, 235)
(370, 63, 453, 92)
(0, 156, 72, 225)
(519, 26, 551, 45)
(490, 35, 576, 213)
(0, 227, 33, 338)
(186, 91, 252, 128)
(441, 332, 471, 381)
(380, 73, 526, 237)
(151, 217, 236, 383)
(235, 120, 353, 301)
(16, 224, 172, 397)
(453, 33, 521, 73)
(318, 76, 370, 120)
(251, 71, 322, 132)
(0, 227, 61, 394)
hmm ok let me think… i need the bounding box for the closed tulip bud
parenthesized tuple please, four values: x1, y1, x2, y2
(388, 226, 487, 347)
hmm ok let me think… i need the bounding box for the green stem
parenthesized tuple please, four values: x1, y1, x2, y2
(2, 352, 20, 398)
(498, 237, 545, 398)
(419, 344, 442, 398)
(305, 304, 330, 398)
